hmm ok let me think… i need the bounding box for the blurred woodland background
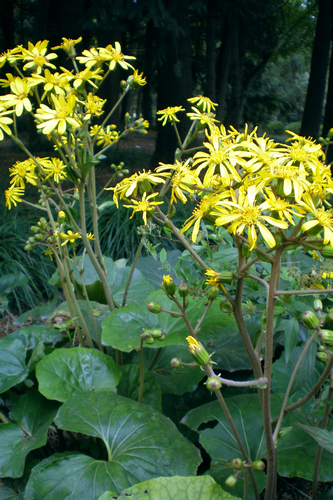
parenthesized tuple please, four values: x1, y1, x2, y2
(0, 0, 331, 163)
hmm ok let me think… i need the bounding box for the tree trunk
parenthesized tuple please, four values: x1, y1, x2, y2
(205, 0, 217, 101)
(216, 14, 232, 123)
(0, 0, 15, 50)
(300, 0, 332, 139)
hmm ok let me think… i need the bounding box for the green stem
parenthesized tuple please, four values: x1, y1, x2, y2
(148, 347, 162, 371)
(243, 468, 248, 500)
(138, 338, 145, 403)
(312, 370, 333, 500)
(275, 288, 333, 296)
(121, 238, 143, 307)
(272, 328, 319, 443)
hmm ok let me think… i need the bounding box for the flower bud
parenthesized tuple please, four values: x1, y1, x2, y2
(301, 311, 319, 330)
(318, 329, 333, 344)
(171, 358, 181, 368)
(206, 377, 222, 392)
(35, 233, 44, 241)
(220, 301, 233, 313)
(316, 351, 328, 363)
(322, 245, 333, 259)
(255, 249, 272, 263)
(144, 337, 155, 344)
(186, 336, 210, 365)
(162, 275, 177, 296)
(314, 299, 323, 312)
(147, 302, 161, 314)
(28, 236, 36, 244)
(252, 460, 265, 471)
(24, 244, 33, 251)
(57, 210, 66, 223)
(30, 226, 40, 234)
(225, 475, 237, 488)
(241, 243, 252, 258)
(38, 217, 47, 230)
(150, 329, 164, 340)
(231, 458, 243, 470)
(207, 288, 219, 300)
(178, 283, 189, 297)
(216, 271, 234, 284)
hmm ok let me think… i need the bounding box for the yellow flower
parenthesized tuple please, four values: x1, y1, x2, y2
(59, 230, 81, 246)
(156, 160, 201, 204)
(187, 95, 217, 113)
(33, 69, 73, 97)
(260, 188, 303, 225)
(61, 66, 103, 89)
(130, 69, 146, 87)
(110, 170, 166, 207)
(94, 124, 118, 146)
(35, 93, 80, 135)
(5, 185, 24, 209)
(21, 40, 57, 74)
(9, 159, 37, 187)
(258, 163, 310, 201)
(43, 158, 67, 183)
(181, 193, 218, 243)
(186, 335, 210, 365)
(0, 47, 23, 68)
(241, 136, 284, 173)
(0, 106, 13, 140)
(186, 106, 217, 127)
(300, 193, 333, 245)
(186, 335, 200, 352)
(87, 232, 95, 240)
(212, 185, 288, 250)
(81, 93, 106, 119)
(156, 106, 185, 126)
(76, 47, 105, 68)
(123, 192, 164, 225)
(52, 37, 82, 57)
(0, 77, 35, 116)
(99, 42, 136, 71)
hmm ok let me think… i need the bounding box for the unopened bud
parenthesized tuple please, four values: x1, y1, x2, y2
(30, 226, 40, 234)
(147, 302, 161, 314)
(231, 458, 243, 470)
(171, 358, 181, 368)
(162, 275, 177, 296)
(206, 377, 222, 392)
(302, 311, 319, 330)
(57, 210, 66, 223)
(318, 329, 333, 344)
(178, 283, 189, 297)
(151, 329, 164, 340)
(317, 351, 328, 363)
(314, 299, 323, 311)
(186, 335, 210, 365)
(225, 475, 237, 488)
(252, 460, 265, 471)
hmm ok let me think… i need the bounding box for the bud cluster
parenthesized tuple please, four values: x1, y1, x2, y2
(24, 216, 55, 251)
(140, 328, 165, 345)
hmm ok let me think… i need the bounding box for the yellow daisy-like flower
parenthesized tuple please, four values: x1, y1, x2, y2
(282, 131, 324, 171)
(52, 37, 82, 57)
(110, 170, 166, 208)
(241, 136, 284, 173)
(9, 159, 37, 187)
(300, 193, 333, 245)
(59, 230, 82, 246)
(130, 69, 147, 87)
(81, 93, 106, 119)
(181, 193, 219, 243)
(187, 95, 217, 113)
(0, 106, 13, 140)
(35, 93, 80, 135)
(43, 158, 67, 183)
(76, 47, 105, 68)
(0, 77, 35, 116)
(21, 40, 57, 74)
(61, 66, 103, 89)
(258, 163, 310, 201)
(33, 69, 73, 97)
(5, 185, 24, 209)
(123, 192, 164, 225)
(94, 124, 118, 146)
(186, 106, 217, 128)
(99, 42, 136, 71)
(260, 188, 303, 225)
(212, 185, 288, 250)
(156, 106, 185, 126)
(87, 232, 95, 240)
(186, 335, 200, 352)
(156, 160, 201, 204)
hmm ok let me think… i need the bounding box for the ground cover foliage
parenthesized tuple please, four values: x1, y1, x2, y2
(2, 38, 333, 500)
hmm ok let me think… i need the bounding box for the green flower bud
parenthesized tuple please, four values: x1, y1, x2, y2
(183, 298, 189, 309)
(151, 329, 164, 340)
(169, 205, 176, 218)
(171, 312, 182, 318)
(317, 351, 328, 363)
(28, 236, 36, 244)
(186, 336, 210, 365)
(225, 475, 238, 488)
(171, 358, 182, 368)
(162, 275, 177, 296)
(314, 299, 323, 311)
(24, 244, 33, 251)
(144, 337, 155, 344)
(206, 377, 222, 392)
(178, 283, 189, 297)
(147, 302, 161, 314)
(302, 311, 320, 330)
(231, 458, 243, 470)
(252, 460, 265, 471)
(30, 226, 40, 234)
(241, 243, 252, 258)
(322, 245, 333, 259)
(319, 329, 333, 344)
(57, 210, 66, 223)
(255, 249, 272, 263)
(216, 271, 234, 284)
(38, 217, 47, 230)
(207, 288, 219, 300)
(220, 300, 233, 313)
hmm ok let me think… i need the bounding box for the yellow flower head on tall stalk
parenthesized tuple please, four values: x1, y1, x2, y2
(43, 158, 67, 183)
(212, 185, 288, 250)
(300, 193, 333, 245)
(5, 185, 24, 209)
(156, 160, 201, 204)
(52, 37, 82, 57)
(33, 69, 73, 97)
(156, 106, 185, 126)
(110, 170, 166, 207)
(94, 124, 118, 146)
(258, 163, 310, 201)
(9, 159, 37, 188)
(123, 192, 164, 225)
(130, 69, 147, 87)
(0, 77, 35, 116)
(307, 160, 333, 204)
(187, 95, 217, 113)
(187, 106, 217, 128)
(82, 93, 106, 119)
(76, 47, 105, 69)
(61, 66, 103, 89)
(260, 188, 303, 225)
(35, 93, 80, 135)
(0, 106, 13, 140)
(0, 46, 23, 68)
(282, 131, 324, 171)
(21, 40, 57, 74)
(241, 136, 285, 174)
(59, 230, 81, 246)
(99, 42, 136, 71)
(181, 193, 220, 243)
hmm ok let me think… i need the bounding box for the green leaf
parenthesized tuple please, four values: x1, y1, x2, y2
(136, 250, 184, 288)
(283, 318, 299, 363)
(54, 391, 201, 489)
(0, 337, 29, 394)
(36, 347, 120, 402)
(0, 273, 28, 297)
(110, 265, 154, 307)
(72, 254, 117, 304)
(297, 424, 333, 453)
(277, 425, 333, 481)
(117, 364, 162, 412)
(9, 325, 64, 350)
(0, 485, 23, 499)
(182, 394, 282, 498)
(120, 475, 241, 499)
(0, 391, 59, 478)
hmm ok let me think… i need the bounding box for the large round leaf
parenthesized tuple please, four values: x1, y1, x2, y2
(119, 475, 241, 500)
(9, 325, 64, 350)
(181, 394, 283, 498)
(36, 347, 120, 402)
(117, 364, 162, 412)
(0, 336, 29, 394)
(54, 391, 201, 490)
(0, 391, 59, 478)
